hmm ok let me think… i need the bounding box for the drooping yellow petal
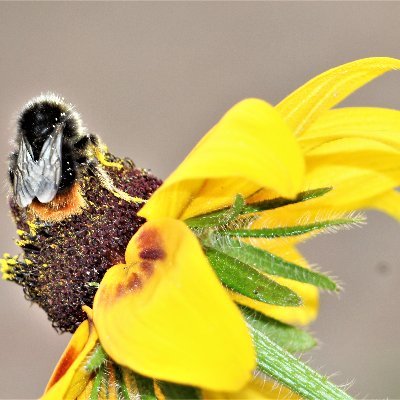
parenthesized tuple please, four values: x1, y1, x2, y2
(247, 166, 399, 227)
(299, 107, 400, 153)
(76, 381, 93, 400)
(139, 99, 304, 221)
(246, 196, 358, 250)
(368, 189, 400, 221)
(42, 318, 98, 400)
(230, 246, 318, 326)
(306, 137, 400, 176)
(93, 218, 255, 392)
(248, 166, 399, 231)
(305, 165, 398, 210)
(304, 137, 400, 208)
(285, 107, 400, 218)
(204, 375, 301, 399)
(277, 57, 400, 136)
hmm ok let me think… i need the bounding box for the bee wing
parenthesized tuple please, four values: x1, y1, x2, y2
(35, 126, 63, 203)
(13, 137, 43, 207)
(13, 126, 63, 207)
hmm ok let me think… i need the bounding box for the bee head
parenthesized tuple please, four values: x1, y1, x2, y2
(10, 94, 85, 208)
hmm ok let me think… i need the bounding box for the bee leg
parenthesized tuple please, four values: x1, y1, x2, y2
(95, 147, 125, 169)
(74, 133, 122, 169)
(83, 134, 125, 170)
(88, 160, 146, 205)
(73, 133, 98, 149)
(73, 135, 91, 150)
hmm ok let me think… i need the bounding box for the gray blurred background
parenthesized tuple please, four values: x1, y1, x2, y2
(0, 2, 399, 399)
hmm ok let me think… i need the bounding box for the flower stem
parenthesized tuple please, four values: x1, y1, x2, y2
(248, 321, 353, 400)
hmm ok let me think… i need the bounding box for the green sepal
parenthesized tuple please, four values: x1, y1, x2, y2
(240, 305, 316, 353)
(89, 364, 105, 400)
(205, 247, 302, 306)
(85, 344, 107, 373)
(222, 217, 363, 239)
(210, 236, 337, 291)
(85, 347, 158, 400)
(185, 194, 245, 228)
(157, 381, 201, 399)
(114, 364, 131, 400)
(243, 187, 332, 213)
(115, 366, 158, 400)
(135, 373, 157, 400)
(184, 187, 332, 228)
(247, 318, 353, 400)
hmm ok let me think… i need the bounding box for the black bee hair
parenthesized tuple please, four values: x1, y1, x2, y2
(9, 93, 99, 207)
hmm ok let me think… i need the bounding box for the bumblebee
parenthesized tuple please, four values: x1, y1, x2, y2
(2, 94, 162, 332)
(8, 93, 149, 221)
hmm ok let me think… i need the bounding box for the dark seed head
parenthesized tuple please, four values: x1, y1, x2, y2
(9, 159, 162, 333)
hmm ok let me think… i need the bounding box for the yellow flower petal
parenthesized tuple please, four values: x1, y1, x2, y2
(204, 375, 301, 399)
(249, 161, 394, 217)
(249, 170, 398, 235)
(93, 218, 255, 392)
(277, 57, 400, 136)
(247, 196, 357, 249)
(42, 318, 98, 400)
(293, 109, 400, 216)
(248, 108, 400, 219)
(230, 246, 318, 326)
(76, 381, 93, 400)
(306, 137, 400, 176)
(299, 107, 400, 153)
(304, 137, 400, 207)
(139, 99, 304, 221)
(368, 189, 400, 221)
(305, 165, 398, 210)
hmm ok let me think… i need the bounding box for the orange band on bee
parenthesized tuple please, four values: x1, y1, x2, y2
(29, 182, 86, 222)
